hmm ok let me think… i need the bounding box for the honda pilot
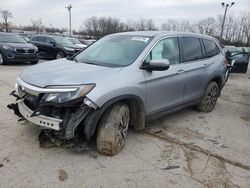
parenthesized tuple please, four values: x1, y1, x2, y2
(9, 31, 227, 155)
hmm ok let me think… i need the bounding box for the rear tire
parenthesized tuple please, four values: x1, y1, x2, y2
(197, 82, 219, 112)
(97, 103, 130, 156)
(56, 51, 64, 59)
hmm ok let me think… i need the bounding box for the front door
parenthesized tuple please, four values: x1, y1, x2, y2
(143, 37, 186, 115)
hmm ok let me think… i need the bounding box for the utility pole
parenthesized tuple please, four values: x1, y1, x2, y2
(66, 4, 72, 37)
(220, 2, 235, 42)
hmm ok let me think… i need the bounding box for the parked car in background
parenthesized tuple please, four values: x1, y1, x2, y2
(9, 31, 227, 155)
(226, 50, 249, 73)
(18, 35, 30, 42)
(30, 35, 82, 59)
(67, 37, 87, 49)
(0, 32, 39, 65)
(79, 39, 96, 46)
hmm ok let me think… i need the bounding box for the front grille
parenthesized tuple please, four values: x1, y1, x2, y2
(16, 49, 35, 54)
(28, 49, 35, 53)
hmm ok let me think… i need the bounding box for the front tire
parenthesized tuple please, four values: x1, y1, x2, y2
(197, 82, 219, 112)
(31, 60, 38, 64)
(97, 103, 130, 156)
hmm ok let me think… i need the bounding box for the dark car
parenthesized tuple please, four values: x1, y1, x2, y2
(226, 50, 249, 73)
(30, 35, 82, 59)
(0, 32, 39, 65)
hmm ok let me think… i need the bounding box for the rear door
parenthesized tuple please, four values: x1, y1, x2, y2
(44, 37, 56, 59)
(143, 37, 186, 115)
(180, 37, 211, 102)
(34, 36, 47, 58)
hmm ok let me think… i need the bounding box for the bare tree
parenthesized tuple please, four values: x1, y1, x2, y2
(81, 16, 134, 38)
(145, 19, 157, 31)
(0, 22, 4, 31)
(197, 17, 217, 36)
(79, 13, 250, 46)
(0, 10, 13, 32)
(161, 19, 178, 31)
(31, 18, 43, 34)
(134, 19, 147, 31)
(242, 13, 250, 46)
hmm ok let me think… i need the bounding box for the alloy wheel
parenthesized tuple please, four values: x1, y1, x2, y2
(206, 85, 218, 111)
(116, 110, 130, 148)
(56, 51, 64, 59)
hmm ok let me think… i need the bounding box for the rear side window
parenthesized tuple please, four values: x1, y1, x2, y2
(34, 36, 45, 42)
(31, 36, 38, 41)
(182, 37, 202, 62)
(45, 37, 54, 44)
(203, 39, 220, 57)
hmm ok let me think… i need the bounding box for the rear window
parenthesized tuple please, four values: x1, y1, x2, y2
(182, 37, 202, 62)
(203, 39, 220, 57)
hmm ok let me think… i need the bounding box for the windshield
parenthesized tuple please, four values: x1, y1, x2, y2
(53, 36, 73, 45)
(69, 38, 80, 44)
(0, 33, 27, 43)
(74, 35, 152, 67)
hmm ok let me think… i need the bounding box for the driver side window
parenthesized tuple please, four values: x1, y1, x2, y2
(145, 37, 180, 65)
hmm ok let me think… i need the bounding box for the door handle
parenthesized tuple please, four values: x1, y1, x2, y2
(203, 63, 208, 67)
(177, 70, 185, 74)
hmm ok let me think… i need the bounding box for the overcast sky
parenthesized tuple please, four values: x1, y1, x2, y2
(0, 0, 249, 30)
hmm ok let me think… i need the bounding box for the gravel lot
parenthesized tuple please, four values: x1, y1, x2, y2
(0, 60, 250, 188)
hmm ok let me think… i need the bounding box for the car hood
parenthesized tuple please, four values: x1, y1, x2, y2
(19, 59, 122, 88)
(2, 42, 36, 49)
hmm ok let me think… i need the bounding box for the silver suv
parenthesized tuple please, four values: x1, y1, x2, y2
(9, 31, 227, 155)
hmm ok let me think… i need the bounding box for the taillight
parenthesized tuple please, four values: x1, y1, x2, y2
(224, 59, 229, 65)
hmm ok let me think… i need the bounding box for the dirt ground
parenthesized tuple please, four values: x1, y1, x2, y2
(0, 61, 249, 188)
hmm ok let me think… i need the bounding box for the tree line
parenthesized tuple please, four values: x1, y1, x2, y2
(81, 14, 250, 46)
(1, 9, 250, 46)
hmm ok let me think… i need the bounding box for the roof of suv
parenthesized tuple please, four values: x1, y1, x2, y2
(113, 31, 216, 41)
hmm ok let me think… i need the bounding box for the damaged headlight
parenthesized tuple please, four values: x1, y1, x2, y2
(40, 84, 95, 104)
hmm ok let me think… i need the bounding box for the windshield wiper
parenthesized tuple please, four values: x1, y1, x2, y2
(71, 58, 78, 62)
(82, 61, 97, 65)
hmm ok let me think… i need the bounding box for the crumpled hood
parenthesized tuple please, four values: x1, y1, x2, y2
(2, 42, 36, 49)
(19, 59, 122, 87)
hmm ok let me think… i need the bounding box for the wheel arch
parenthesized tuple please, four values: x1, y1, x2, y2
(207, 76, 223, 96)
(82, 95, 146, 141)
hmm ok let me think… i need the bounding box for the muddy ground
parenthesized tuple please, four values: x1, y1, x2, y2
(0, 61, 249, 188)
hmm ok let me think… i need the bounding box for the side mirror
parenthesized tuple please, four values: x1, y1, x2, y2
(141, 59, 170, 71)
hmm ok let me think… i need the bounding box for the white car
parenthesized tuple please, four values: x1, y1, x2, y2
(67, 37, 87, 49)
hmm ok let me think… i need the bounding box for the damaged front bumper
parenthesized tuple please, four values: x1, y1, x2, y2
(18, 99, 62, 131)
(8, 78, 100, 150)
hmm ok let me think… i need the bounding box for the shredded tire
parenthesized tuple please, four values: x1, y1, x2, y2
(97, 103, 130, 156)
